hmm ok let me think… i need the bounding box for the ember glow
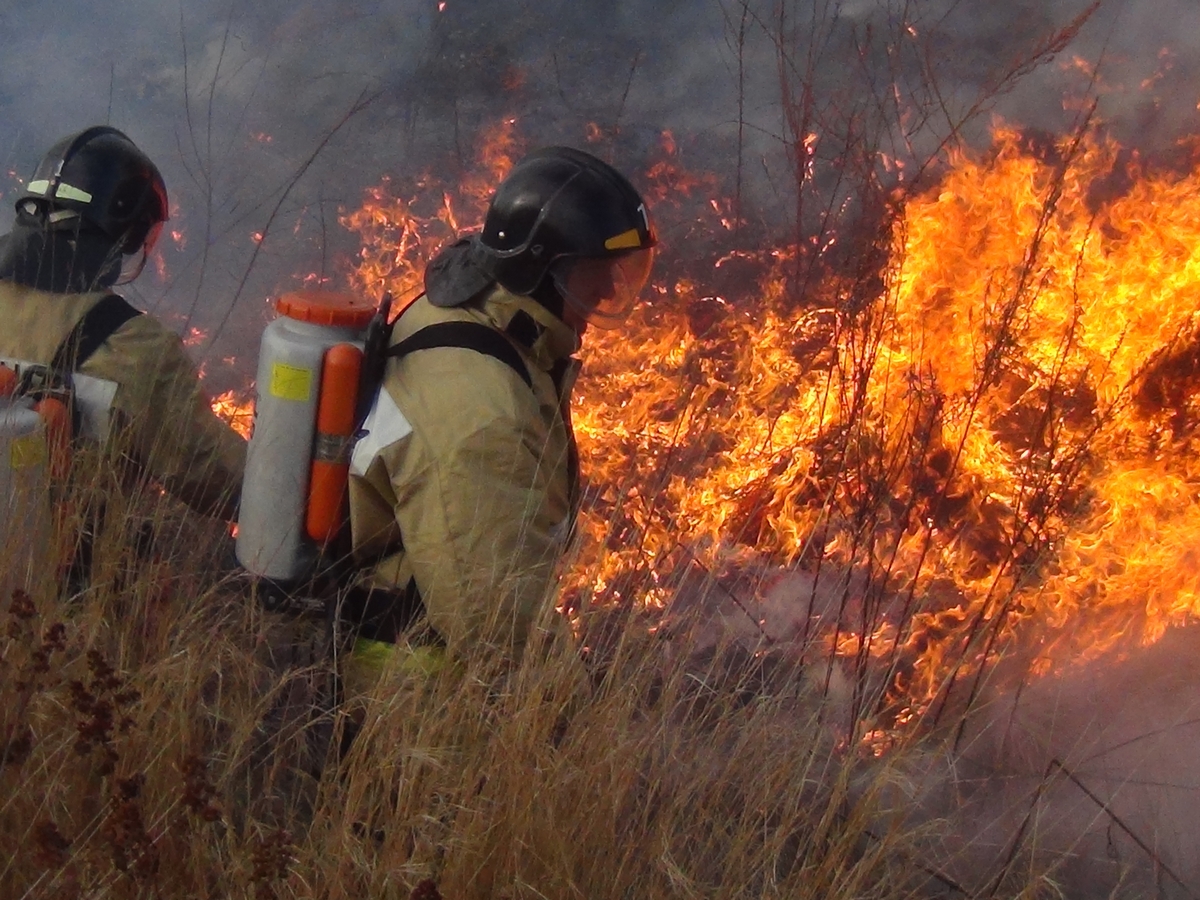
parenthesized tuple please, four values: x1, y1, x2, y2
(333, 121, 1200, 726)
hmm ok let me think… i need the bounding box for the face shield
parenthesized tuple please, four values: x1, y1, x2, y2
(550, 246, 655, 329)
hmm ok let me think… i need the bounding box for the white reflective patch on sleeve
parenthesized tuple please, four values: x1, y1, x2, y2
(71, 374, 118, 442)
(350, 388, 413, 477)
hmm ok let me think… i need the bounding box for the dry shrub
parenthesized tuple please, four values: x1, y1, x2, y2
(0, 443, 322, 899)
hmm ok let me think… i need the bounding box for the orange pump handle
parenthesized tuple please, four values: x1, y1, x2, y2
(34, 396, 72, 480)
(306, 343, 363, 544)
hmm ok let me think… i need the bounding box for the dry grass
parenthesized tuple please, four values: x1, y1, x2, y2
(0, 441, 979, 900)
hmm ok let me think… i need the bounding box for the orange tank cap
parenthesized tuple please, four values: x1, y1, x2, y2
(275, 290, 375, 328)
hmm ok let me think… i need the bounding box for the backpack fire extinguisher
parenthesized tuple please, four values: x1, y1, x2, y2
(235, 290, 374, 585)
(0, 294, 136, 597)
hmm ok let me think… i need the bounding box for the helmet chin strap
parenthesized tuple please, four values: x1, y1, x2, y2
(528, 276, 566, 320)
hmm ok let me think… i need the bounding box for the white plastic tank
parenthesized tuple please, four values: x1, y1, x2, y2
(0, 401, 51, 601)
(236, 290, 373, 583)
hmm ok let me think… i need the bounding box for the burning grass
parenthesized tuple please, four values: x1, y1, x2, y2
(336, 118, 1200, 738)
(12, 108, 1200, 896)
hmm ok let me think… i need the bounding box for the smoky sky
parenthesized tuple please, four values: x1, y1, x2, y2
(0, 0, 1193, 375)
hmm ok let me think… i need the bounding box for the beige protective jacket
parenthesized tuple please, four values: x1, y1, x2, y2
(0, 282, 246, 519)
(348, 286, 580, 665)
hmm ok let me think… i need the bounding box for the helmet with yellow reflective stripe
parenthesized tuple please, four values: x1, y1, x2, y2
(17, 126, 168, 257)
(479, 146, 656, 328)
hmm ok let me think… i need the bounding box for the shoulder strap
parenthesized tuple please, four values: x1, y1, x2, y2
(50, 293, 142, 373)
(386, 321, 533, 390)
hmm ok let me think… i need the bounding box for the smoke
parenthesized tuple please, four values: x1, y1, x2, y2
(667, 562, 1200, 896)
(896, 626, 1200, 897)
(2, 0, 1192, 361)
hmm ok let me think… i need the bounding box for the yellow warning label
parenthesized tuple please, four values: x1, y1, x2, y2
(270, 363, 313, 402)
(9, 434, 47, 470)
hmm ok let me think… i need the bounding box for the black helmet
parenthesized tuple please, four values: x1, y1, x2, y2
(17, 126, 168, 255)
(478, 147, 656, 327)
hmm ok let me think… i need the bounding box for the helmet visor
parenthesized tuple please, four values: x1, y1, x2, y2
(114, 220, 163, 285)
(142, 219, 164, 257)
(551, 247, 655, 329)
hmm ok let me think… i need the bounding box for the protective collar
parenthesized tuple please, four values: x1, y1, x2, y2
(477, 285, 580, 368)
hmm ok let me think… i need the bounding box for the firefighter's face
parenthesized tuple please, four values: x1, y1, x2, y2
(550, 247, 655, 330)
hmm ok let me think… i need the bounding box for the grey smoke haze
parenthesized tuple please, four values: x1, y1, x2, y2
(0, 0, 1192, 376)
(903, 627, 1200, 897)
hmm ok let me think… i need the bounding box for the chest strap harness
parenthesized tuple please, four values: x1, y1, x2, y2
(50, 293, 142, 374)
(13, 293, 141, 431)
(355, 292, 535, 429)
(386, 320, 532, 387)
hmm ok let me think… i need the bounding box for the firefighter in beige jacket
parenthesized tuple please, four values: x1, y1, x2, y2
(346, 147, 655, 672)
(0, 126, 244, 520)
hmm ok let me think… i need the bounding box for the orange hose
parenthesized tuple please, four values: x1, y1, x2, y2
(306, 343, 363, 544)
(34, 396, 72, 480)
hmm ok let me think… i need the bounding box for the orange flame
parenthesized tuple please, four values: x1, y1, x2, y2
(210, 389, 254, 440)
(341, 119, 1200, 726)
(339, 119, 524, 309)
